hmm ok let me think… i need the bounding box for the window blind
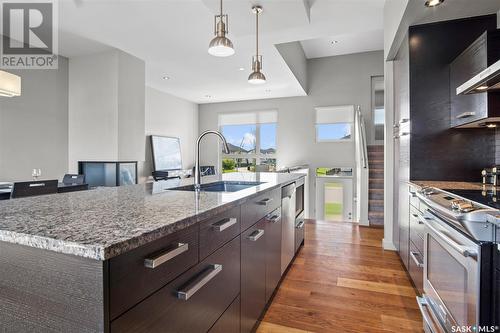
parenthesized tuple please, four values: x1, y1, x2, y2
(315, 105, 354, 124)
(219, 110, 278, 126)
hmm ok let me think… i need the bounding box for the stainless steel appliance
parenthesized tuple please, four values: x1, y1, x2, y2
(415, 188, 497, 333)
(281, 182, 296, 275)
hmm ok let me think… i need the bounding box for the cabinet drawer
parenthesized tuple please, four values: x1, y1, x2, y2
(200, 206, 241, 260)
(295, 215, 305, 253)
(409, 206, 424, 254)
(241, 219, 267, 333)
(208, 296, 240, 333)
(111, 236, 241, 333)
(241, 188, 281, 232)
(408, 241, 424, 296)
(409, 187, 419, 211)
(109, 225, 199, 320)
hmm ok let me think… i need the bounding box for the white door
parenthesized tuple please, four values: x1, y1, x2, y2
(315, 177, 353, 222)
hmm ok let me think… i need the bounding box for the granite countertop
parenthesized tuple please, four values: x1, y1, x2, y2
(0, 172, 305, 261)
(409, 180, 490, 191)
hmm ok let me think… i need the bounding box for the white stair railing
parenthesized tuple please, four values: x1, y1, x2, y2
(354, 105, 369, 226)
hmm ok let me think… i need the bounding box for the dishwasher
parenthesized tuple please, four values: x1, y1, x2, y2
(281, 182, 296, 275)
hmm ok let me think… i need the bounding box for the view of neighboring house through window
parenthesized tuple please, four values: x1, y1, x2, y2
(219, 111, 277, 173)
(315, 106, 354, 142)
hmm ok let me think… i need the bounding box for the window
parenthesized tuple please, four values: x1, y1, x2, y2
(372, 76, 385, 142)
(219, 111, 277, 173)
(315, 106, 354, 142)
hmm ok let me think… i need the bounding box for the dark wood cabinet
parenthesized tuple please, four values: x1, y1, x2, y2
(450, 30, 500, 128)
(241, 219, 267, 333)
(109, 224, 199, 320)
(200, 206, 241, 260)
(241, 188, 281, 232)
(264, 208, 282, 303)
(208, 296, 240, 333)
(111, 236, 241, 333)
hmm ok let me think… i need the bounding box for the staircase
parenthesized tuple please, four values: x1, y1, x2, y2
(368, 145, 384, 228)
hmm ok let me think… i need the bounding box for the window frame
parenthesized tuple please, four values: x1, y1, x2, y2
(218, 111, 278, 172)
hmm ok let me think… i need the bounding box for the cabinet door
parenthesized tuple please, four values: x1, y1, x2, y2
(264, 209, 282, 303)
(111, 237, 240, 333)
(208, 296, 240, 333)
(450, 32, 488, 127)
(241, 219, 267, 333)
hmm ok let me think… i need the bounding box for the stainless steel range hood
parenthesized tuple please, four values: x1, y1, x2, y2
(457, 59, 500, 95)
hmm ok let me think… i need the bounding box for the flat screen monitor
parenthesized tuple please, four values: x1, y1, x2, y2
(150, 136, 182, 171)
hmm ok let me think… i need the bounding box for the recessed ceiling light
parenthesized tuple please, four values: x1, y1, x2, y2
(205, 95, 213, 98)
(424, 0, 444, 7)
(265, 89, 271, 92)
(331, 40, 339, 44)
(476, 85, 489, 91)
(162, 75, 170, 80)
(239, 67, 245, 71)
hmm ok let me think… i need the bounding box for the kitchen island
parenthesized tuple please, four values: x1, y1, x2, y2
(0, 172, 306, 333)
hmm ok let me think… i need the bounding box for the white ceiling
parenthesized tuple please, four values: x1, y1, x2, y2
(300, 29, 384, 59)
(57, 0, 385, 103)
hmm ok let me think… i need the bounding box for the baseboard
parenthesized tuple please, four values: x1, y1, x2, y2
(382, 239, 397, 251)
(357, 219, 370, 227)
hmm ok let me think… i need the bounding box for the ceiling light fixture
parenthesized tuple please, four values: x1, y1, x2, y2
(0, 70, 21, 97)
(331, 40, 339, 44)
(476, 85, 489, 91)
(248, 6, 266, 85)
(239, 67, 245, 71)
(424, 0, 444, 7)
(208, 0, 234, 57)
(162, 75, 170, 80)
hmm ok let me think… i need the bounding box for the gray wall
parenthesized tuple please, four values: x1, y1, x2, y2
(199, 50, 384, 215)
(275, 41, 308, 93)
(0, 58, 69, 182)
(144, 86, 199, 181)
(68, 50, 145, 174)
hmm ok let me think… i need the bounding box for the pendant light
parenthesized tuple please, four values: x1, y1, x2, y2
(248, 6, 266, 84)
(208, 0, 234, 57)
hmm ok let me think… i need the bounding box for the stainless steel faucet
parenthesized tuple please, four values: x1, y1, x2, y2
(194, 130, 230, 190)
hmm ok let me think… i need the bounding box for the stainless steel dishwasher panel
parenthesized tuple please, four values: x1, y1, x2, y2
(281, 183, 296, 275)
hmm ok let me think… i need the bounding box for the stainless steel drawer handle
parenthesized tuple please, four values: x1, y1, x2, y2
(410, 251, 424, 268)
(212, 217, 237, 232)
(258, 198, 273, 206)
(456, 111, 476, 119)
(296, 220, 305, 229)
(144, 243, 189, 269)
(267, 214, 281, 223)
(248, 229, 265, 241)
(417, 297, 446, 333)
(176, 264, 222, 301)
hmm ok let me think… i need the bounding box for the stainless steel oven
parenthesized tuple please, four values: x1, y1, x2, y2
(419, 209, 480, 332)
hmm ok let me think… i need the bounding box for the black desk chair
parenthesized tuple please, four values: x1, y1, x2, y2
(11, 180, 58, 199)
(63, 174, 85, 185)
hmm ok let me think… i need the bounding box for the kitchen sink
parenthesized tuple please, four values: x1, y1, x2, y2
(171, 181, 264, 193)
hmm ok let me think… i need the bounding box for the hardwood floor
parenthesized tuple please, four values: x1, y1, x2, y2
(256, 220, 423, 333)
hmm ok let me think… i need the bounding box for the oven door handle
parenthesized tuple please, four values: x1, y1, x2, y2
(423, 213, 478, 259)
(417, 297, 446, 333)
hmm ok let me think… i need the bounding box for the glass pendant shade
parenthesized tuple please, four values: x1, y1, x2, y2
(0, 70, 21, 97)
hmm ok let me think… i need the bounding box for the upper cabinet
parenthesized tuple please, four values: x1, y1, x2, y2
(450, 30, 500, 128)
